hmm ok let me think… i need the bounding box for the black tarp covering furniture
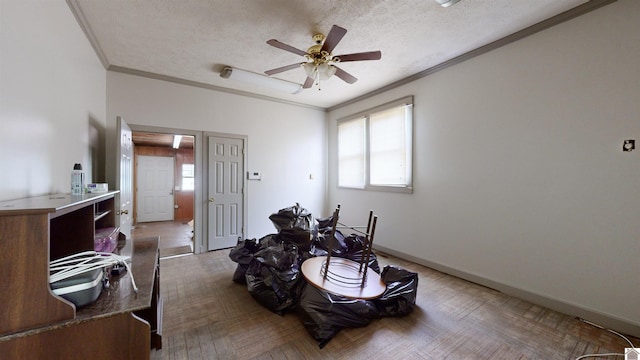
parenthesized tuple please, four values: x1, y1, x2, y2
(297, 265, 418, 347)
(228, 204, 418, 347)
(297, 283, 378, 348)
(373, 266, 419, 317)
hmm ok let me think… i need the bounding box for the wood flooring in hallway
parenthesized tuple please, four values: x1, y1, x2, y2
(132, 220, 194, 258)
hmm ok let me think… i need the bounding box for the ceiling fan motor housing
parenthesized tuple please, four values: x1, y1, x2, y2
(307, 33, 327, 58)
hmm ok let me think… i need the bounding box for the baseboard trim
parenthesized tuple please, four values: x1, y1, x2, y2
(373, 244, 640, 338)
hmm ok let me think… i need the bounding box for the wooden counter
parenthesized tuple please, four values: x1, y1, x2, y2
(0, 193, 161, 359)
(0, 238, 161, 359)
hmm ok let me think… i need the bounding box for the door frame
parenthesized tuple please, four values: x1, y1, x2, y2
(115, 117, 134, 240)
(204, 131, 248, 250)
(129, 124, 204, 253)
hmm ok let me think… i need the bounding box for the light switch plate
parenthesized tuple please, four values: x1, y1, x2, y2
(248, 171, 261, 180)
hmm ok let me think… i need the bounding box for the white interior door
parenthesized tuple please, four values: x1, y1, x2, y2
(116, 116, 133, 239)
(136, 155, 175, 223)
(208, 136, 244, 250)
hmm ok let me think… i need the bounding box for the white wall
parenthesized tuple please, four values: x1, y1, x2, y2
(328, 0, 640, 335)
(0, 0, 107, 201)
(106, 72, 327, 239)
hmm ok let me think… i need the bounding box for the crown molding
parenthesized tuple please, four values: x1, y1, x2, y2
(108, 66, 325, 112)
(66, 0, 110, 69)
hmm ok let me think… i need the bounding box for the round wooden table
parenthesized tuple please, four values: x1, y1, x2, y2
(301, 256, 386, 299)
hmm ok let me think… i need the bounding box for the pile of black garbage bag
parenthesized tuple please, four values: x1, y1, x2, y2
(228, 203, 419, 348)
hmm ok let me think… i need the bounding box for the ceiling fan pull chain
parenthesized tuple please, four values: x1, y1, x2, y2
(316, 74, 321, 90)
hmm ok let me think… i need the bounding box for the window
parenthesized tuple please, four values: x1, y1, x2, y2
(182, 164, 195, 191)
(338, 96, 413, 192)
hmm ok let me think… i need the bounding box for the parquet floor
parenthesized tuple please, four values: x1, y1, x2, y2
(132, 220, 193, 257)
(150, 244, 637, 359)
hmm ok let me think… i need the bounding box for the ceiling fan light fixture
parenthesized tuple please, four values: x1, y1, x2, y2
(319, 65, 336, 81)
(303, 62, 337, 81)
(302, 62, 316, 77)
(220, 66, 303, 94)
(435, 0, 460, 7)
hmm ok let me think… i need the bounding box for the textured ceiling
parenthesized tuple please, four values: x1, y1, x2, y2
(69, 0, 592, 109)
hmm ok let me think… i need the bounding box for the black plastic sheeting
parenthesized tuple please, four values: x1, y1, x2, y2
(229, 238, 262, 284)
(298, 265, 419, 347)
(245, 239, 304, 315)
(297, 283, 378, 348)
(374, 266, 419, 317)
(228, 204, 419, 347)
(268, 203, 317, 233)
(229, 203, 316, 314)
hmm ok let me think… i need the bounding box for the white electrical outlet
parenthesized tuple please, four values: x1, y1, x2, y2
(248, 171, 261, 180)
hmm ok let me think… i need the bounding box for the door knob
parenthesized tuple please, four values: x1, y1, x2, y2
(119, 209, 129, 215)
(209, 197, 215, 203)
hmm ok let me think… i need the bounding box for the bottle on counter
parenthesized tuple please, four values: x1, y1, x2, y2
(71, 163, 85, 195)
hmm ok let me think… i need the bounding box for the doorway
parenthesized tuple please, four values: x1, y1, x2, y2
(129, 125, 202, 254)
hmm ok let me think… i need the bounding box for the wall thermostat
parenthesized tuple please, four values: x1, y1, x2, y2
(247, 171, 261, 180)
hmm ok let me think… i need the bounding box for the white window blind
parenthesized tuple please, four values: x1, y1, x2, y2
(370, 105, 412, 186)
(338, 117, 366, 188)
(337, 96, 413, 193)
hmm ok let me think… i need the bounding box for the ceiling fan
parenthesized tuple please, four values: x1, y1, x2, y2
(265, 25, 382, 89)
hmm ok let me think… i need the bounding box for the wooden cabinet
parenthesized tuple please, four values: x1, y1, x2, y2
(0, 192, 161, 359)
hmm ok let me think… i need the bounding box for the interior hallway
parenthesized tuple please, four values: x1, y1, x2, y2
(132, 220, 194, 258)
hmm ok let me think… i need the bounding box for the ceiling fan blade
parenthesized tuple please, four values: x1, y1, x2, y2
(265, 63, 302, 76)
(266, 39, 308, 57)
(333, 66, 357, 84)
(334, 51, 382, 62)
(303, 76, 315, 89)
(321, 25, 347, 54)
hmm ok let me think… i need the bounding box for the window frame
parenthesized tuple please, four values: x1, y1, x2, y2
(181, 163, 195, 191)
(337, 96, 414, 193)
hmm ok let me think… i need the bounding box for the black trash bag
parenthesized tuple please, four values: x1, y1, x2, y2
(373, 266, 419, 317)
(253, 240, 298, 270)
(232, 265, 248, 284)
(315, 215, 338, 238)
(311, 229, 348, 257)
(343, 234, 381, 274)
(258, 233, 280, 248)
(298, 284, 379, 348)
(244, 241, 304, 315)
(316, 216, 334, 231)
(245, 263, 304, 315)
(229, 238, 261, 264)
(269, 203, 318, 232)
(308, 243, 328, 258)
(276, 227, 313, 252)
(228, 238, 262, 284)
